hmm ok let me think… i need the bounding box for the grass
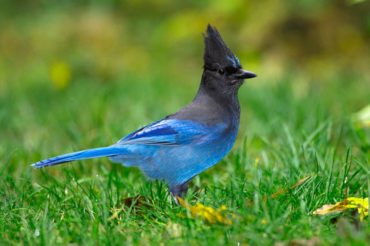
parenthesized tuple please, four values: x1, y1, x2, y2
(0, 72, 369, 245)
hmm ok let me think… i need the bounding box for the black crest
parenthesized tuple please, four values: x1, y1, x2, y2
(203, 24, 241, 70)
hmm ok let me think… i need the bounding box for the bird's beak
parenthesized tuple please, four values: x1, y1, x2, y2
(235, 69, 257, 79)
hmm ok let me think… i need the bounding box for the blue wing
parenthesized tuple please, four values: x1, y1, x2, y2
(116, 119, 212, 146)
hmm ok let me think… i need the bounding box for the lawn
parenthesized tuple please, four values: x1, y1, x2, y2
(0, 69, 369, 245)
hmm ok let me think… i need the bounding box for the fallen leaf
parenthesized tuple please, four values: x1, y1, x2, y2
(109, 207, 123, 221)
(177, 197, 233, 225)
(313, 197, 368, 221)
(122, 195, 148, 208)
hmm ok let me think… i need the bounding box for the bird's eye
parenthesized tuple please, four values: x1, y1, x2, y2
(225, 66, 238, 74)
(218, 68, 224, 75)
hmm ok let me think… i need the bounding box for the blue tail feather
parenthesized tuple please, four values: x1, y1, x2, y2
(31, 146, 125, 168)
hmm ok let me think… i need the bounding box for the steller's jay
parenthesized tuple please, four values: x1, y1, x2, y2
(32, 25, 256, 201)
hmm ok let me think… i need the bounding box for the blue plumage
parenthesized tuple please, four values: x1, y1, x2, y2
(32, 146, 128, 168)
(32, 25, 256, 200)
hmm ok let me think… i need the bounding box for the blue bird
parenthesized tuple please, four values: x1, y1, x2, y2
(32, 25, 256, 201)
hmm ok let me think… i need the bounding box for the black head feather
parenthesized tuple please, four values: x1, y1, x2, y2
(203, 24, 241, 70)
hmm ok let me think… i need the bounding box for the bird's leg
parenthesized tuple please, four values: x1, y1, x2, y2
(169, 181, 189, 205)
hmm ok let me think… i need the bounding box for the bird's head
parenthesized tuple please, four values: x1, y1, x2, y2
(202, 25, 256, 94)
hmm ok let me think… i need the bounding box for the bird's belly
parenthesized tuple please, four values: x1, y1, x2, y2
(140, 134, 237, 185)
(109, 123, 238, 186)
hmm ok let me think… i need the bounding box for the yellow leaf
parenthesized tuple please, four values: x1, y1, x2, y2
(50, 61, 71, 90)
(177, 197, 233, 225)
(313, 197, 368, 221)
(108, 207, 123, 221)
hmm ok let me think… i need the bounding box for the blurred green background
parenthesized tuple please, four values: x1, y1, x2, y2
(1, 0, 369, 153)
(0, 0, 369, 90)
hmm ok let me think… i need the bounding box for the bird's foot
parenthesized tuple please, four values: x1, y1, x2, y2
(170, 182, 189, 205)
